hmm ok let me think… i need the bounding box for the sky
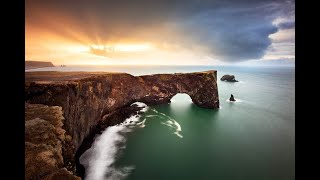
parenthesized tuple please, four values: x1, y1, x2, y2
(26, 0, 295, 66)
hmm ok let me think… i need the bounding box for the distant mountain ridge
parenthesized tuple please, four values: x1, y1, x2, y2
(25, 61, 55, 70)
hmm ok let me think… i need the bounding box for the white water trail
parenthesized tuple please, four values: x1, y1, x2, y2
(131, 102, 148, 112)
(152, 109, 183, 138)
(79, 102, 148, 180)
(136, 118, 146, 128)
(226, 98, 243, 103)
(161, 120, 183, 138)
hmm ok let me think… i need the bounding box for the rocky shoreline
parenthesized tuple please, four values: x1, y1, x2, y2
(25, 71, 219, 179)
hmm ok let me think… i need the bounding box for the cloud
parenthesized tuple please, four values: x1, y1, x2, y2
(173, 5, 279, 61)
(278, 21, 295, 30)
(26, 0, 295, 63)
(264, 5, 295, 62)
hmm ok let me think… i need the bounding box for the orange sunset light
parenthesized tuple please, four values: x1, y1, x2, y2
(25, 0, 215, 66)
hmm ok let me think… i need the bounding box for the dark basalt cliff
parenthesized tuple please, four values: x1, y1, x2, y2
(25, 71, 219, 179)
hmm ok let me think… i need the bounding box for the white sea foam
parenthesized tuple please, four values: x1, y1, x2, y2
(131, 102, 146, 107)
(79, 102, 148, 180)
(161, 121, 174, 128)
(151, 109, 172, 118)
(131, 102, 149, 112)
(226, 98, 243, 103)
(145, 115, 159, 118)
(79, 125, 129, 180)
(79, 102, 185, 180)
(159, 114, 183, 138)
(173, 120, 182, 132)
(166, 120, 173, 125)
(136, 118, 146, 128)
(174, 132, 183, 138)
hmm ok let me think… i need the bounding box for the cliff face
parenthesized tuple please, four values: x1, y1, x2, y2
(25, 71, 219, 151)
(25, 61, 55, 70)
(25, 103, 80, 180)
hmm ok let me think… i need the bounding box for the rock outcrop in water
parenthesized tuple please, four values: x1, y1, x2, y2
(229, 94, 236, 101)
(25, 70, 219, 179)
(221, 74, 238, 82)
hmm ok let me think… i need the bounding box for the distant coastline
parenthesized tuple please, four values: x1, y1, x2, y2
(25, 61, 55, 70)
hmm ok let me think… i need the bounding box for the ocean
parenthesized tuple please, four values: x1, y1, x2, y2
(27, 65, 295, 180)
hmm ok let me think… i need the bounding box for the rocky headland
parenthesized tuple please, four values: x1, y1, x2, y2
(220, 74, 238, 82)
(25, 61, 55, 70)
(25, 71, 219, 179)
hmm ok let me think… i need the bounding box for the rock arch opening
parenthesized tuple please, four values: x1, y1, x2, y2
(170, 93, 193, 103)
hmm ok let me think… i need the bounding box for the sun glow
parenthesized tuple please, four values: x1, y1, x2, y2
(90, 43, 153, 53)
(114, 44, 153, 52)
(64, 45, 90, 53)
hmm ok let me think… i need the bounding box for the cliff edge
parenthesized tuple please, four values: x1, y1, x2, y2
(25, 103, 80, 179)
(25, 61, 55, 70)
(25, 70, 219, 179)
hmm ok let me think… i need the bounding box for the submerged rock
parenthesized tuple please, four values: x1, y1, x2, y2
(229, 94, 236, 101)
(221, 74, 238, 82)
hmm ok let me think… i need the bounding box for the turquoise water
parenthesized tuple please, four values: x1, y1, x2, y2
(116, 66, 295, 180)
(29, 65, 295, 180)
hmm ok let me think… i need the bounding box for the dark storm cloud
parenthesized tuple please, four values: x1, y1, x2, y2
(278, 21, 295, 30)
(26, 0, 295, 62)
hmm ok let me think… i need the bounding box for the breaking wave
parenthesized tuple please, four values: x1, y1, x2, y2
(79, 102, 148, 180)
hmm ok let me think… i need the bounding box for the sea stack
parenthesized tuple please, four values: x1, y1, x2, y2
(221, 74, 238, 82)
(229, 94, 236, 101)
